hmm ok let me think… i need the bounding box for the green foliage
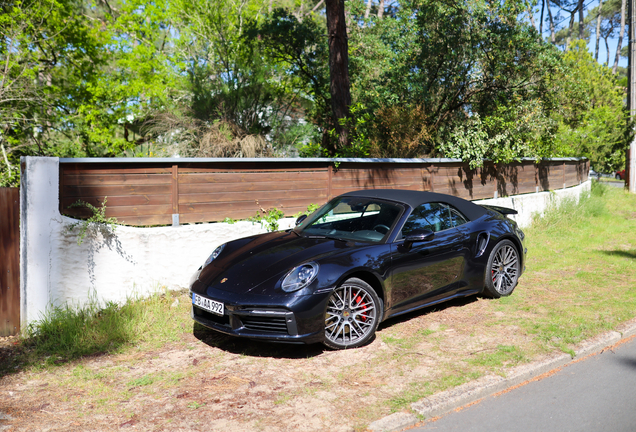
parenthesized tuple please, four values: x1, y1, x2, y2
(66, 198, 118, 245)
(293, 203, 321, 218)
(345, 0, 568, 161)
(223, 217, 237, 225)
(298, 103, 371, 159)
(306, 203, 321, 214)
(439, 114, 513, 169)
(552, 41, 632, 172)
(0, 0, 177, 159)
(0, 0, 626, 174)
(249, 207, 286, 232)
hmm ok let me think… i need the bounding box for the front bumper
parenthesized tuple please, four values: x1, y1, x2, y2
(190, 288, 330, 345)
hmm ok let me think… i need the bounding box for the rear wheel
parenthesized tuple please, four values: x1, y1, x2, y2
(323, 278, 382, 349)
(483, 240, 520, 298)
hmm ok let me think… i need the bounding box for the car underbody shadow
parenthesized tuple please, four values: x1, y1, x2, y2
(192, 296, 479, 356)
(377, 294, 480, 331)
(192, 323, 327, 359)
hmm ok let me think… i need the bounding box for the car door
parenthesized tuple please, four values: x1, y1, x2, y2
(387, 202, 468, 315)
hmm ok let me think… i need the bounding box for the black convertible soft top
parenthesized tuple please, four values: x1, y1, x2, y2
(340, 189, 488, 221)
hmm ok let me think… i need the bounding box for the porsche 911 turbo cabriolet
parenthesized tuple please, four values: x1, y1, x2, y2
(189, 189, 526, 349)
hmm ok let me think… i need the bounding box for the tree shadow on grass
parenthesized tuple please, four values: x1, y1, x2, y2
(597, 250, 636, 260)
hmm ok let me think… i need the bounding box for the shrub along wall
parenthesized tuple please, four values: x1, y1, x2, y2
(59, 157, 589, 226)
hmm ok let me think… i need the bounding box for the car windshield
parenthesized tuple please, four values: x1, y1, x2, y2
(295, 197, 403, 243)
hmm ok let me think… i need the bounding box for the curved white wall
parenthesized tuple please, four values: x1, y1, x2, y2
(19, 157, 591, 328)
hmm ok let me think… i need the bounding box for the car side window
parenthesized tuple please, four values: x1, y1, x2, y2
(401, 202, 468, 238)
(449, 206, 468, 227)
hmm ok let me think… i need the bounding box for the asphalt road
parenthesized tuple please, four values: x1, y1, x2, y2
(414, 335, 636, 432)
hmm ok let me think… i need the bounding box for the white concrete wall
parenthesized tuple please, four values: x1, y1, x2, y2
(20, 157, 61, 330)
(474, 180, 591, 228)
(19, 156, 591, 328)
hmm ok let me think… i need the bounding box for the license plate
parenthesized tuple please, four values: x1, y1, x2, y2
(192, 293, 224, 316)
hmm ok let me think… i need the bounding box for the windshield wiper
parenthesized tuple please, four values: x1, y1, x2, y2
(304, 234, 348, 242)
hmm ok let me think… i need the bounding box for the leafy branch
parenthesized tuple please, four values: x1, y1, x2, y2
(66, 198, 118, 245)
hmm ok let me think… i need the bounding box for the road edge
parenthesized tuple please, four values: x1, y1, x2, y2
(368, 318, 636, 432)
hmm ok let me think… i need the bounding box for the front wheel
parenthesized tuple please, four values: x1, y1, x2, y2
(323, 278, 382, 349)
(483, 240, 520, 298)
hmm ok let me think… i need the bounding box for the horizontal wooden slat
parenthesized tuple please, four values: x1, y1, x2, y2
(180, 207, 311, 224)
(179, 180, 327, 195)
(180, 198, 324, 215)
(63, 185, 172, 197)
(330, 184, 426, 197)
(332, 180, 425, 190)
(179, 189, 328, 204)
(65, 204, 173, 218)
(61, 166, 171, 174)
(178, 166, 329, 173)
(179, 171, 329, 184)
(332, 169, 425, 180)
(61, 194, 172, 209)
(63, 173, 172, 186)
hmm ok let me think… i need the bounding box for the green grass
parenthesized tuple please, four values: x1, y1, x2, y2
(1, 289, 191, 375)
(388, 381, 432, 412)
(467, 345, 527, 368)
(503, 181, 636, 353)
(128, 375, 155, 387)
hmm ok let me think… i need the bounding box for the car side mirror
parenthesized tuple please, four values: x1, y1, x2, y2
(404, 229, 434, 248)
(296, 214, 308, 226)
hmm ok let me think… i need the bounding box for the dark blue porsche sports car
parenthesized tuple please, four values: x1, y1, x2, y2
(190, 189, 526, 349)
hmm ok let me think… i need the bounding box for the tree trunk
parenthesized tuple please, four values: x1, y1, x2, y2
(540, 0, 545, 35)
(613, 0, 627, 74)
(605, 36, 611, 66)
(578, 0, 584, 40)
(378, 0, 384, 19)
(528, 5, 536, 30)
(595, 0, 603, 61)
(566, 10, 575, 50)
(365, 0, 372, 19)
(325, 0, 351, 149)
(548, 2, 556, 43)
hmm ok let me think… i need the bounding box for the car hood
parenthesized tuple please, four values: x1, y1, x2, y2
(197, 231, 356, 295)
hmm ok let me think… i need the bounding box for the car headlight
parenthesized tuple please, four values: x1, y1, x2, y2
(203, 244, 225, 268)
(281, 262, 319, 292)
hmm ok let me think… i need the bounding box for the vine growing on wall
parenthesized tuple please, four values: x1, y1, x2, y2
(66, 198, 119, 245)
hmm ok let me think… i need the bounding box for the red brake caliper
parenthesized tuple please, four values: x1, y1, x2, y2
(354, 292, 368, 322)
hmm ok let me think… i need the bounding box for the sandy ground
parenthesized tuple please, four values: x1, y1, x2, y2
(0, 296, 566, 432)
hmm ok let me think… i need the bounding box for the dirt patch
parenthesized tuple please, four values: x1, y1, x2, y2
(0, 295, 543, 432)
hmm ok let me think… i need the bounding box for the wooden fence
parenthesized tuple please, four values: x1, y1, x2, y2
(1, 187, 20, 336)
(59, 158, 589, 226)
